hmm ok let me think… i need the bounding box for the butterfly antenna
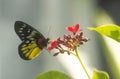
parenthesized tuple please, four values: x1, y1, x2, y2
(46, 26, 52, 39)
(45, 26, 52, 54)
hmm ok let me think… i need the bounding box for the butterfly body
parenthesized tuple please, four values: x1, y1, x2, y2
(15, 21, 49, 60)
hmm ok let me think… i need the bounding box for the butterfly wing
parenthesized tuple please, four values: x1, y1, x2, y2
(15, 21, 48, 60)
(14, 21, 45, 41)
(19, 38, 42, 60)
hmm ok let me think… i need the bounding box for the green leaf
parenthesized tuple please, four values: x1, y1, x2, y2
(88, 24, 120, 42)
(92, 69, 109, 79)
(35, 70, 72, 79)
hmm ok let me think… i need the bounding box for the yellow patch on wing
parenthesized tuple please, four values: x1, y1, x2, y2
(21, 42, 42, 60)
(29, 47, 41, 59)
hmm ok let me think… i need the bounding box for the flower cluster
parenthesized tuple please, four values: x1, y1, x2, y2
(47, 24, 89, 56)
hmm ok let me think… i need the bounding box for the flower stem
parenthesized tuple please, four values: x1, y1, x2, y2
(75, 46, 91, 79)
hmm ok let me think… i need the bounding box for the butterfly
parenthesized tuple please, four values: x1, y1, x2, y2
(14, 21, 49, 60)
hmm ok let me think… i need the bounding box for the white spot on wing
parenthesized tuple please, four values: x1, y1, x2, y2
(19, 30, 22, 33)
(27, 31, 37, 38)
(22, 24, 26, 28)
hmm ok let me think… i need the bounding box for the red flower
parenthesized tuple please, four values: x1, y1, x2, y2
(47, 40, 59, 50)
(66, 24, 80, 34)
(47, 23, 89, 56)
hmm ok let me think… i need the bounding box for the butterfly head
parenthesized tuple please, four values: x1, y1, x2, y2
(37, 38, 50, 49)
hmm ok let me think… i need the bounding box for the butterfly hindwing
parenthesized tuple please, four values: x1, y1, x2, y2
(19, 38, 42, 60)
(15, 21, 49, 60)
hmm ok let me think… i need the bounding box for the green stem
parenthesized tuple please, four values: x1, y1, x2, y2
(75, 46, 91, 79)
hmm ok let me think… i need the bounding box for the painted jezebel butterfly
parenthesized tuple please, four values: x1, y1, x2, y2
(14, 21, 49, 60)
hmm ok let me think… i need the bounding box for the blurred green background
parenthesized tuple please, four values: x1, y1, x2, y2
(0, 0, 120, 79)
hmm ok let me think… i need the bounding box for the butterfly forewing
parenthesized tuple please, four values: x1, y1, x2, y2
(14, 21, 49, 60)
(15, 21, 45, 41)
